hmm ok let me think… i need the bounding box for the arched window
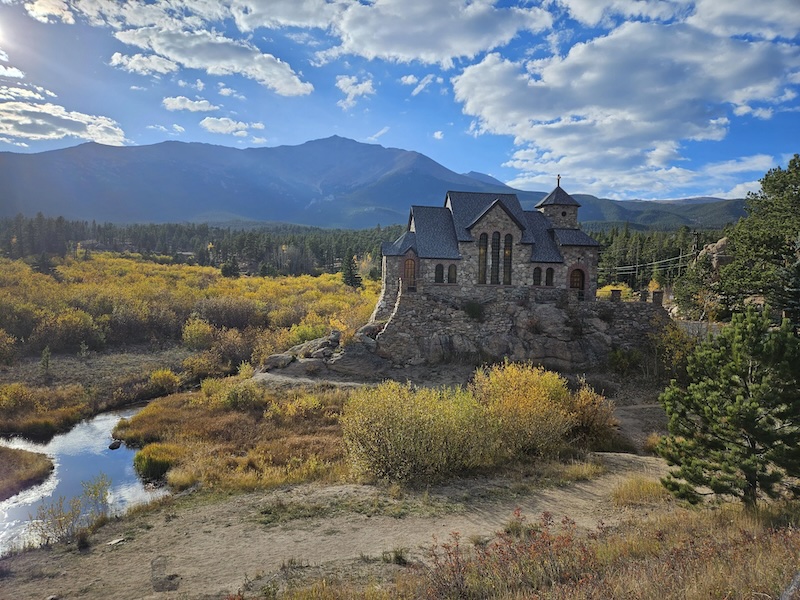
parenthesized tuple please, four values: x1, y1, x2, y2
(434, 263, 444, 283)
(533, 267, 542, 286)
(503, 234, 513, 285)
(404, 259, 416, 291)
(478, 233, 488, 284)
(448, 264, 457, 284)
(570, 269, 585, 301)
(545, 267, 554, 286)
(491, 232, 500, 284)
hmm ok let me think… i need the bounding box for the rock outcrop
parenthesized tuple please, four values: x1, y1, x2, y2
(261, 291, 670, 377)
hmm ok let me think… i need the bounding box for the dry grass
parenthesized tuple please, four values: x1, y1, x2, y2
(246, 499, 800, 599)
(113, 383, 350, 491)
(0, 446, 54, 502)
(611, 475, 671, 507)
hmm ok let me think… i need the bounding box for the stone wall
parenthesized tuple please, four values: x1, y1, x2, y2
(373, 289, 670, 372)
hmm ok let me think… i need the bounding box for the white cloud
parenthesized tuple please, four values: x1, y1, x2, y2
(452, 20, 800, 198)
(433, 130, 444, 140)
(688, 0, 800, 41)
(251, 136, 267, 144)
(317, 0, 552, 68)
(228, 0, 340, 31)
(367, 126, 390, 142)
(0, 100, 126, 145)
(19, 0, 74, 24)
(110, 52, 178, 75)
(0, 85, 44, 100)
(0, 65, 26, 78)
(218, 83, 246, 100)
(716, 180, 761, 199)
(400, 74, 418, 85)
(411, 74, 435, 96)
(0, 136, 29, 147)
(336, 75, 375, 110)
(556, 0, 688, 28)
(115, 27, 313, 96)
(162, 95, 219, 112)
(199, 116, 261, 137)
(146, 122, 185, 135)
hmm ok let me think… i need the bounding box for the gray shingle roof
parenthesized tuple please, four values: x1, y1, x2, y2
(535, 185, 581, 208)
(409, 206, 461, 259)
(524, 211, 564, 263)
(445, 191, 535, 244)
(381, 231, 417, 256)
(552, 228, 600, 247)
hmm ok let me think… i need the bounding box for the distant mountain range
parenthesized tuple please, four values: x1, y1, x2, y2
(0, 136, 745, 230)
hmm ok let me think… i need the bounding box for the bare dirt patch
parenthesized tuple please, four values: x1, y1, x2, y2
(0, 453, 668, 599)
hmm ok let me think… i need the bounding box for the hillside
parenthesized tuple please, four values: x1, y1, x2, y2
(0, 137, 745, 229)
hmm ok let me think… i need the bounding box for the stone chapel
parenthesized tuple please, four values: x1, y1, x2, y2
(379, 183, 600, 307)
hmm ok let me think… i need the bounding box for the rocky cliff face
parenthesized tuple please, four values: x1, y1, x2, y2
(262, 290, 670, 377)
(373, 290, 670, 372)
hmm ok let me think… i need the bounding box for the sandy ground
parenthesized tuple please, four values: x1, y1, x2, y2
(0, 452, 668, 600)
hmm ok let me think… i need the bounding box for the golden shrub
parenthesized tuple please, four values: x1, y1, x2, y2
(149, 368, 180, 395)
(471, 362, 574, 458)
(341, 381, 491, 483)
(181, 316, 216, 350)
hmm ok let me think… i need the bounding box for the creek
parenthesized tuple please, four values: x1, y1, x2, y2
(0, 406, 167, 554)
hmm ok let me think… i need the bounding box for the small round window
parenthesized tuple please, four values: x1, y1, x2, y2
(561, 211, 567, 217)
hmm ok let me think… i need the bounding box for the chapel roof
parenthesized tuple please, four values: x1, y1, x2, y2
(523, 210, 564, 263)
(408, 206, 461, 259)
(552, 228, 601, 247)
(445, 191, 535, 244)
(535, 184, 581, 208)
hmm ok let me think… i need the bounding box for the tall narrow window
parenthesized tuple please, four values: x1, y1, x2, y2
(491, 232, 500, 284)
(448, 264, 457, 284)
(434, 263, 444, 283)
(404, 259, 416, 291)
(478, 233, 488, 284)
(545, 267, 554, 286)
(533, 267, 542, 286)
(570, 269, 585, 301)
(503, 234, 513, 285)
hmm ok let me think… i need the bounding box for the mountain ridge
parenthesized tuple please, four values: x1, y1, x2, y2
(0, 137, 745, 229)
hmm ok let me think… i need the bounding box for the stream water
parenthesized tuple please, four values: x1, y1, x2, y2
(0, 407, 168, 554)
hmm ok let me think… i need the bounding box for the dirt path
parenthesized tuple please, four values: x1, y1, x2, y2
(0, 452, 667, 600)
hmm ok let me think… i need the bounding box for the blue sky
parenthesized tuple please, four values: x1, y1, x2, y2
(0, 0, 798, 201)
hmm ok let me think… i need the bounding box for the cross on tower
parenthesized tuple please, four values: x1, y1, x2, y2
(557, 174, 561, 186)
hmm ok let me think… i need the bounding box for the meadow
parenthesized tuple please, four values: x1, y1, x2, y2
(0, 252, 378, 440)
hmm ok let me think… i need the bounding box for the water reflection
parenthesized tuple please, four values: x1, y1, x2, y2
(0, 407, 168, 554)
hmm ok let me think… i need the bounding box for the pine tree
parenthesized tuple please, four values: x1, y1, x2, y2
(720, 154, 800, 313)
(658, 306, 800, 507)
(341, 248, 362, 289)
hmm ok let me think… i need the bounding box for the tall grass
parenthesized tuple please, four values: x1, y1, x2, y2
(114, 382, 349, 491)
